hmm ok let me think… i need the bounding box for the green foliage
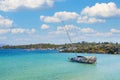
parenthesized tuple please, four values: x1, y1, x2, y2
(61, 42, 120, 54)
(1, 42, 120, 54)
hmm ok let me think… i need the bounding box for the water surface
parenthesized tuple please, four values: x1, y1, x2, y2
(0, 49, 120, 80)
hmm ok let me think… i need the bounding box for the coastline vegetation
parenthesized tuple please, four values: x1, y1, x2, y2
(1, 41, 120, 54)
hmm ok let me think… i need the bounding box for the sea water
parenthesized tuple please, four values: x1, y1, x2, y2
(0, 49, 120, 80)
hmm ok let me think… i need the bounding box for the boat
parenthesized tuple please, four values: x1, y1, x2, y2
(61, 21, 97, 64)
(69, 56, 96, 64)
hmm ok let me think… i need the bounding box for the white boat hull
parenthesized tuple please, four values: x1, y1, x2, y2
(69, 56, 96, 64)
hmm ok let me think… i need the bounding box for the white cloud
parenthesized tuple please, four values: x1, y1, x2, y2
(49, 25, 96, 36)
(57, 25, 80, 31)
(31, 28, 36, 33)
(0, 28, 36, 34)
(88, 28, 120, 37)
(40, 16, 61, 23)
(54, 11, 79, 20)
(11, 28, 36, 34)
(77, 16, 105, 23)
(0, 29, 10, 34)
(40, 2, 120, 24)
(0, 0, 55, 11)
(49, 25, 79, 36)
(0, 15, 36, 34)
(93, 32, 113, 37)
(48, 25, 99, 43)
(11, 28, 28, 34)
(41, 24, 50, 29)
(40, 10, 106, 24)
(40, 11, 79, 23)
(58, 25, 95, 33)
(81, 2, 120, 17)
(110, 28, 120, 33)
(80, 28, 95, 33)
(0, 15, 13, 27)
(65, 25, 80, 30)
(49, 24, 120, 39)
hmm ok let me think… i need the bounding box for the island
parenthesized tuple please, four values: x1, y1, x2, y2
(0, 41, 120, 54)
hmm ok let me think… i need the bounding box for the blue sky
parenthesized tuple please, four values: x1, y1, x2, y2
(0, 0, 120, 45)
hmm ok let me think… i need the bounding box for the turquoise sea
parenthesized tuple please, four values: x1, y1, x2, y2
(0, 49, 120, 80)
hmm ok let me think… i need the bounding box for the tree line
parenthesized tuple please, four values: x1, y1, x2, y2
(60, 42, 120, 54)
(1, 41, 120, 54)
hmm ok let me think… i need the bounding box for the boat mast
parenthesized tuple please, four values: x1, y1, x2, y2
(61, 21, 77, 56)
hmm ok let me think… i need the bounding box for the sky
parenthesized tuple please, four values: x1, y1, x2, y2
(0, 0, 120, 45)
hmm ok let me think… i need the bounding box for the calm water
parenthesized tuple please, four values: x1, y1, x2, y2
(0, 49, 120, 80)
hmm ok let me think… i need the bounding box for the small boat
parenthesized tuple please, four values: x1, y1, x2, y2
(61, 21, 97, 64)
(69, 56, 96, 64)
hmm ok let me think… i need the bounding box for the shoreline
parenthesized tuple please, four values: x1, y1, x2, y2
(0, 49, 120, 55)
(1, 42, 120, 54)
